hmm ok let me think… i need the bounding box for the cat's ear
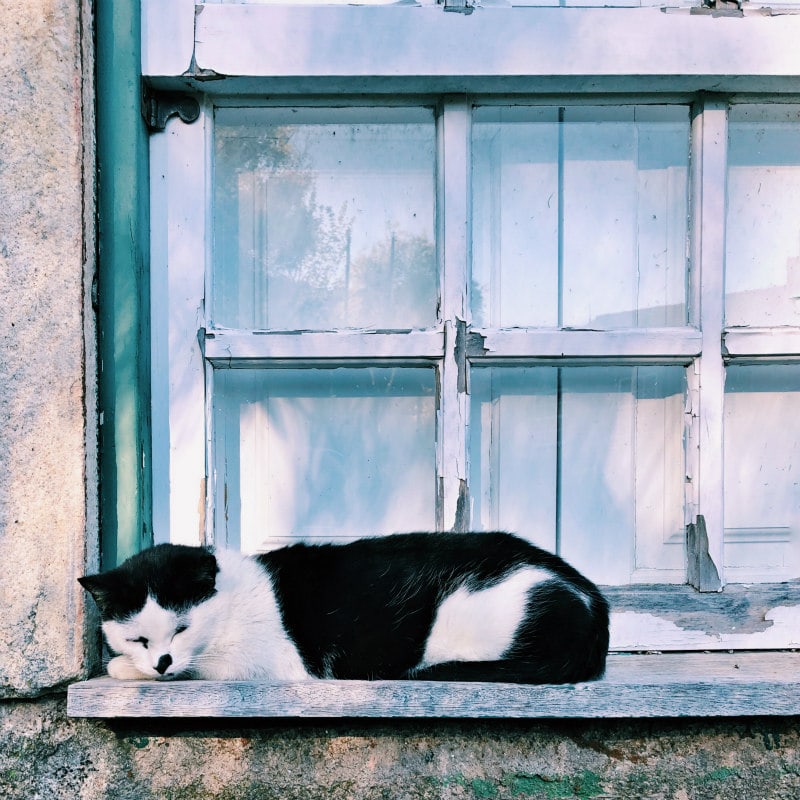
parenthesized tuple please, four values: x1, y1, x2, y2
(162, 546, 220, 607)
(182, 548, 219, 600)
(78, 572, 118, 618)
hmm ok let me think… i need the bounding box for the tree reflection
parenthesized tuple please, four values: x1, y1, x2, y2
(214, 117, 437, 330)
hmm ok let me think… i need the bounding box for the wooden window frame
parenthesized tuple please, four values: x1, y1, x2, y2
(70, 0, 800, 719)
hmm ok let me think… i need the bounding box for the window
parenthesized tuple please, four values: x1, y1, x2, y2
(69, 0, 800, 719)
(152, 89, 800, 640)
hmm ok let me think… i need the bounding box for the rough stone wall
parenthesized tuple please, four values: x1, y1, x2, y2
(2, 697, 800, 800)
(0, 2, 799, 799)
(0, 0, 96, 698)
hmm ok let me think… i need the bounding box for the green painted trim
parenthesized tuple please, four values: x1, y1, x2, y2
(96, 0, 152, 568)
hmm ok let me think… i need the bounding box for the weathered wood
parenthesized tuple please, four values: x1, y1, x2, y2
(204, 329, 445, 366)
(186, 6, 800, 85)
(692, 99, 728, 584)
(724, 327, 800, 359)
(686, 515, 722, 592)
(466, 327, 702, 363)
(606, 582, 800, 651)
(67, 652, 800, 719)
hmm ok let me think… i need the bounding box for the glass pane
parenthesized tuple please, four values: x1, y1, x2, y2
(724, 365, 800, 581)
(470, 366, 685, 585)
(472, 105, 689, 329)
(726, 105, 800, 327)
(213, 108, 437, 330)
(213, 368, 436, 551)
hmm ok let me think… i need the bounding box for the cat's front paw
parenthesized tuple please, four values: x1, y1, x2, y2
(107, 655, 152, 680)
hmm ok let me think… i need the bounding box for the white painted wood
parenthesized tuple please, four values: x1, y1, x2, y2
(692, 100, 728, 584)
(204, 329, 445, 365)
(141, 0, 195, 77)
(149, 117, 171, 544)
(66, 652, 800, 718)
(724, 328, 800, 358)
(150, 112, 209, 546)
(470, 327, 702, 361)
(182, 6, 800, 81)
(611, 608, 800, 651)
(438, 102, 470, 530)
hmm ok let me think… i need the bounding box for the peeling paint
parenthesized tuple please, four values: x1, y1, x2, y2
(610, 605, 800, 651)
(455, 317, 468, 394)
(467, 329, 489, 358)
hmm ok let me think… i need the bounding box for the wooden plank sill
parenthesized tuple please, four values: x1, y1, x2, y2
(67, 652, 800, 719)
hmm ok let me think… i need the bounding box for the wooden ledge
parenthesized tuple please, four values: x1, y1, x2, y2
(67, 652, 800, 719)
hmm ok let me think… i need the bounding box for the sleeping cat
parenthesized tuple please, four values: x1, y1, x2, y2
(79, 532, 609, 684)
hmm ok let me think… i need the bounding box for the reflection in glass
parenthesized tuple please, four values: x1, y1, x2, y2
(726, 105, 800, 327)
(213, 108, 437, 330)
(470, 366, 685, 585)
(213, 367, 436, 552)
(472, 106, 689, 329)
(724, 365, 800, 580)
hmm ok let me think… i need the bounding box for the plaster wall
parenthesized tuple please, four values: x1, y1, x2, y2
(0, 0, 96, 698)
(0, 3, 799, 800)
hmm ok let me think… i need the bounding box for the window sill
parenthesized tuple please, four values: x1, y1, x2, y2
(67, 652, 800, 719)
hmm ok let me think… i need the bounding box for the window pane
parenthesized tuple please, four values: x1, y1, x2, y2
(213, 108, 437, 330)
(213, 368, 436, 551)
(472, 105, 689, 329)
(724, 365, 800, 581)
(726, 105, 800, 327)
(470, 366, 685, 585)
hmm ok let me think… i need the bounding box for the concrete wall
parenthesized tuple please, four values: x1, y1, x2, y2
(0, 0, 97, 699)
(0, 2, 799, 799)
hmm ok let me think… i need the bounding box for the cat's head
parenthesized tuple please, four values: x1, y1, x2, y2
(79, 544, 219, 680)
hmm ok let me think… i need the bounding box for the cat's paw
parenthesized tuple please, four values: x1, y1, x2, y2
(107, 656, 152, 680)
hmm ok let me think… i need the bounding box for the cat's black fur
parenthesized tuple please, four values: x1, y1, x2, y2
(261, 532, 608, 683)
(80, 532, 609, 684)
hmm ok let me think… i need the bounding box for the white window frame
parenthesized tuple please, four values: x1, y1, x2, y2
(67, 1, 800, 719)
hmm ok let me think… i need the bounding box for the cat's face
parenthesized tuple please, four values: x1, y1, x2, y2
(79, 544, 219, 680)
(102, 596, 194, 678)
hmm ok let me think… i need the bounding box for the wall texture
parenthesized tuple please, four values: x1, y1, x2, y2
(0, 2, 799, 799)
(0, 0, 96, 698)
(2, 698, 800, 800)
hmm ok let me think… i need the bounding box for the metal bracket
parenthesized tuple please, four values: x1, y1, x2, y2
(693, 0, 743, 15)
(441, 0, 475, 14)
(141, 85, 201, 133)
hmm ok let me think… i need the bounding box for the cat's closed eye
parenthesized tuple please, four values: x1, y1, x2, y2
(174, 625, 188, 636)
(128, 636, 149, 649)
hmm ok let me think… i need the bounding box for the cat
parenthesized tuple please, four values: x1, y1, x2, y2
(78, 531, 609, 684)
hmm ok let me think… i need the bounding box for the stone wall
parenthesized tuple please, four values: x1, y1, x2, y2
(0, 2, 798, 799)
(2, 697, 800, 799)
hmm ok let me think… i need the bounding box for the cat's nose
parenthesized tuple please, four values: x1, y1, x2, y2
(155, 654, 172, 675)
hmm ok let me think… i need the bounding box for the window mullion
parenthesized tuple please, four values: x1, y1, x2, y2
(438, 99, 471, 531)
(689, 98, 728, 586)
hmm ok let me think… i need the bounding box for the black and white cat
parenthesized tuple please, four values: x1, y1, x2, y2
(79, 532, 609, 684)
